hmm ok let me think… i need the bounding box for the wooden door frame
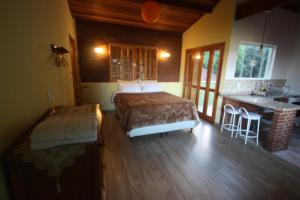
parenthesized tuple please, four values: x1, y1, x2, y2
(183, 42, 225, 123)
(69, 35, 81, 105)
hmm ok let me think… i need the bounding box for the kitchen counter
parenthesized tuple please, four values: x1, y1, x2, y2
(222, 95, 300, 111)
(221, 94, 300, 152)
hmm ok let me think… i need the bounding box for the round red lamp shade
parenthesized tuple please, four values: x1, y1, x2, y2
(141, 1, 160, 24)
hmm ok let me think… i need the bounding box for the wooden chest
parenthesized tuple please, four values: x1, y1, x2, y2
(5, 105, 104, 200)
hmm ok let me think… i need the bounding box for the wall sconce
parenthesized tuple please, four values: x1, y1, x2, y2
(94, 47, 105, 54)
(51, 44, 69, 67)
(159, 50, 170, 59)
(94, 47, 104, 54)
(195, 54, 201, 60)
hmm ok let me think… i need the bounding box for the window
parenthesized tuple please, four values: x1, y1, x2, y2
(110, 44, 157, 81)
(234, 42, 275, 78)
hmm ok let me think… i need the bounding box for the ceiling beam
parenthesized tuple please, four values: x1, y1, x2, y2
(156, 0, 214, 13)
(131, 0, 218, 13)
(72, 13, 189, 32)
(236, 0, 300, 20)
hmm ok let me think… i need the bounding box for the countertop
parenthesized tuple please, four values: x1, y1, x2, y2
(222, 94, 300, 111)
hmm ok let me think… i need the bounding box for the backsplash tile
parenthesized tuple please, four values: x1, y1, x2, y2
(223, 79, 286, 94)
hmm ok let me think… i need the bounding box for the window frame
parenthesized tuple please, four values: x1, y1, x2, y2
(109, 43, 158, 82)
(233, 41, 277, 80)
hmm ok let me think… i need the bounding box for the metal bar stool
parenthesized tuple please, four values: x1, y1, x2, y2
(236, 107, 261, 145)
(221, 104, 240, 137)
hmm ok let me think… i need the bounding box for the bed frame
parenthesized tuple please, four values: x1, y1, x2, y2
(127, 120, 199, 137)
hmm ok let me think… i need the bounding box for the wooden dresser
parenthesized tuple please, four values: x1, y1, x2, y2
(5, 105, 104, 200)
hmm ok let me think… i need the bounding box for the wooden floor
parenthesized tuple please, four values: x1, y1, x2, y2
(102, 112, 300, 200)
(274, 127, 300, 168)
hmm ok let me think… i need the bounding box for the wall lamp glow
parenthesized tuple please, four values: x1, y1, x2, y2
(94, 47, 105, 54)
(160, 51, 170, 59)
(195, 54, 201, 60)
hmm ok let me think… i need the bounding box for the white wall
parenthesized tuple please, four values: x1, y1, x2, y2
(286, 15, 300, 93)
(226, 8, 299, 80)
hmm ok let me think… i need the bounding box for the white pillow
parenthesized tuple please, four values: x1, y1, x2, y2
(117, 80, 138, 90)
(119, 83, 143, 93)
(139, 79, 157, 85)
(141, 83, 162, 92)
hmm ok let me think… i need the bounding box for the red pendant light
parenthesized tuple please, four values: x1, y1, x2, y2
(141, 1, 160, 24)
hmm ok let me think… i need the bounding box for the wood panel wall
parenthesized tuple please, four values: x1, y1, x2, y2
(76, 20, 182, 82)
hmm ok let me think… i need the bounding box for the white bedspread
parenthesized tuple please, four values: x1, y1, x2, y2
(31, 115, 98, 150)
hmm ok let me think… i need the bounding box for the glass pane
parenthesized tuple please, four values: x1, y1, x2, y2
(206, 92, 215, 117)
(185, 54, 191, 83)
(184, 86, 189, 98)
(198, 89, 205, 113)
(234, 43, 274, 78)
(191, 88, 197, 103)
(210, 50, 220, 90)
(260, 47, 273, 78)
(110, 46, 121, 81)
(110, 46, 157, 81)
(200, 51, 210, 87)
(192, 52, 200, 86)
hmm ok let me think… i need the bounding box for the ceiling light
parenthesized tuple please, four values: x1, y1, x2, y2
(141, 1, 161, 24)
(259, 10, 271, 55)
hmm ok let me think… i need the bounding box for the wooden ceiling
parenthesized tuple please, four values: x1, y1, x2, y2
(68, 0, 220, 32)
(236, 0, 300, 20)
(284, 1, 300, 13)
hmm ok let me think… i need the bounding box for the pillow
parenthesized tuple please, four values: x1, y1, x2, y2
(139, 79, 157, 85)
(119, 83, 143, 93)
(117, 79, 138, 90)
(141, 83, 162, 92)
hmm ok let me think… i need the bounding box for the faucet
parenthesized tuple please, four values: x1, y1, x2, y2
(283, 85, 290, 93)
(267, 82, 272, 91)
(255, 81, 261, 91)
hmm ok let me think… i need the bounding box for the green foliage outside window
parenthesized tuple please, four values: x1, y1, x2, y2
(234, 43, 274, 78)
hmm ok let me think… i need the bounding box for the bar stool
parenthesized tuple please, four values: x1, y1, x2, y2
(221, 104, 240, 138)
(236, 107, 261, 145)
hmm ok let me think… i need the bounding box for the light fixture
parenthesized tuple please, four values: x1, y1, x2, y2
(160, 51, 170, 59)
(94, 47, 105, 54)
(141, 1, 160, 24)
(51, 44, 69, 67)
(259, 10, 271, 55)
(195, 54, 201, 60)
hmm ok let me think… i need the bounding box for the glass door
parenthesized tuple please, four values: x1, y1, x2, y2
(183, 43, 225, 123)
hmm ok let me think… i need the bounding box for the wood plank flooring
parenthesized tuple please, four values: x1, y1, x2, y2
(274, 127, 300, 168)
(102, 112, 300, 200)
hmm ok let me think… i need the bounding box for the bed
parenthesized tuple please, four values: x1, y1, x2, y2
(113, 90, 200, 137)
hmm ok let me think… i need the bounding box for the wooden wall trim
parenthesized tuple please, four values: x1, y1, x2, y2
(76, 20, 182, 82)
